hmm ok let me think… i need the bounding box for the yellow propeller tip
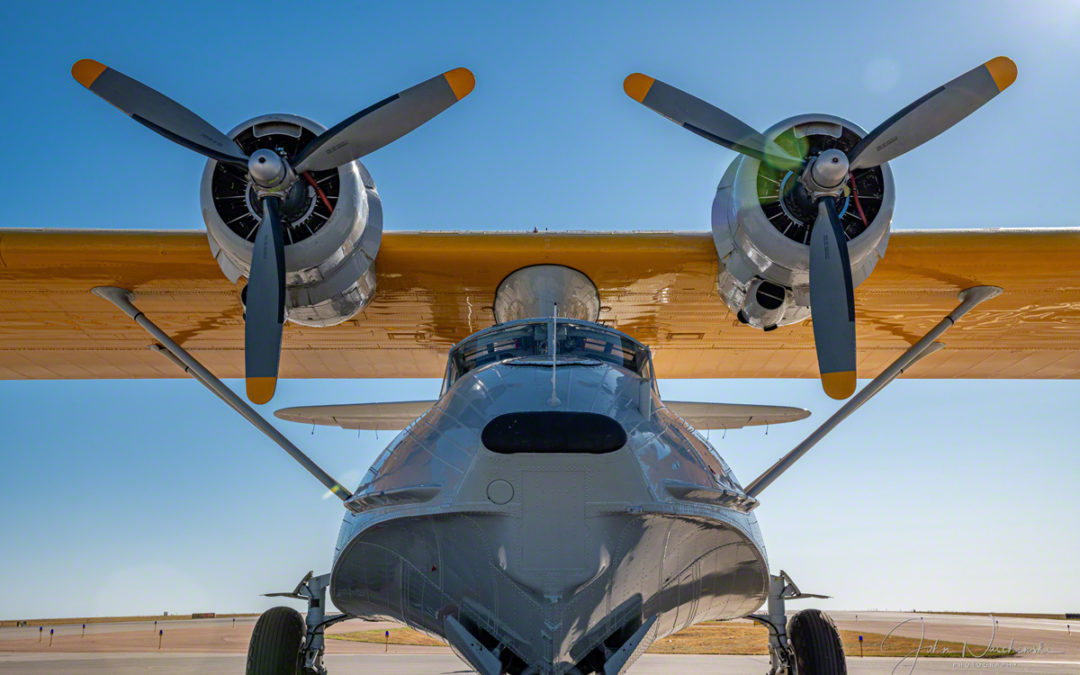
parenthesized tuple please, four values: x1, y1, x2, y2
(246, 376, 277, 404)
(72, 59, 107, 88)
(444, 68, 475, 100)
(623, 73, 655, 103)
(985, 56, 1017, 92)
(821, 371, 856, 400)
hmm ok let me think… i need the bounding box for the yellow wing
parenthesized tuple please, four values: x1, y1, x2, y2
(1, 228, 1078, 380)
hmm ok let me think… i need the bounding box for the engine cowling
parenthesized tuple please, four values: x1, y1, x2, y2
(200, 114, 382, 327)
(712, 114, 895, 330)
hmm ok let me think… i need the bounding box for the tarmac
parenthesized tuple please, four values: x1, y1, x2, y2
(0, 612, 1077, 673)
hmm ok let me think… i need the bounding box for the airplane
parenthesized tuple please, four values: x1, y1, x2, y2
(0, 54, 1077, 675)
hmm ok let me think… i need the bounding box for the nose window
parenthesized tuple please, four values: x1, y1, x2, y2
(481, 412, 627, 454)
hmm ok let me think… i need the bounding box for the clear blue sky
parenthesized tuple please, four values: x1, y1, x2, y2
(1, 0, 1077, 619)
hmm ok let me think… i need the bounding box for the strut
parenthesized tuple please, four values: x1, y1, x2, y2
(92, 286, 354, 504)
(744, 285, 1002, 498)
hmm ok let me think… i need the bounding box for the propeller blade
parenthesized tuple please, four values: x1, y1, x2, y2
(292, 68, 475, 173)
(245, 197, 286, 404)
(71, 59, 248, 166)
(848, 56, 1017, 170)
(623, 73, 802, 171)
(809, 199, 857, 400)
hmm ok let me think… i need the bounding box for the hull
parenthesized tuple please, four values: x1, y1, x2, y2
(334, 510, 765, 673)
(330, 324, 768, 674)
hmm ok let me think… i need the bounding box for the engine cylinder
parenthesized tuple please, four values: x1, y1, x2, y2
(200, 114, 382, 327)
(712, 114, 894, 329)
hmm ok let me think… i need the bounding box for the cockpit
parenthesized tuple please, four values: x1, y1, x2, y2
(443, 319, 652, 391)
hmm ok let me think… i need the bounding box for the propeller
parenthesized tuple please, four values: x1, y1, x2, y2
(809, 197, 856, 398)
(245, 194, 286, 405)
(292, 68, 475, 173)
(624, 57, 1016, 398)
(73, 60, 475, 403)
(623, 73, 802, 171)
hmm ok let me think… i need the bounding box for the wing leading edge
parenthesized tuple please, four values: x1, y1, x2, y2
(1, 228, 1078, 381)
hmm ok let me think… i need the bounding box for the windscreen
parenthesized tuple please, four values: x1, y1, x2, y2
(445, 320, 649, 387)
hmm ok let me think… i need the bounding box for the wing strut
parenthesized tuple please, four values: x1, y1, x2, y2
(743, 285, 1002, 498)
(91, 286, 354, 504)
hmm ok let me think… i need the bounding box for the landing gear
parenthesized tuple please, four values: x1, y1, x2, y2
(749, 570, 843, 674)
(247, 606, 305, 675)
(789, 609, 846, 674)
(248, 571, 349, 675)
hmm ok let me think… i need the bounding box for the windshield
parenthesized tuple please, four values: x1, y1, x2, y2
(445, 319, 650, 389)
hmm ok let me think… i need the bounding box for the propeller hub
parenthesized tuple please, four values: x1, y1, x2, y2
(248, 149, 290, 189)
(810, 149, 849, 188)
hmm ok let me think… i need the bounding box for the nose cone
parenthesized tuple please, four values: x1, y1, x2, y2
(810, 148, 849, 188)
(248, 149, 287, 187)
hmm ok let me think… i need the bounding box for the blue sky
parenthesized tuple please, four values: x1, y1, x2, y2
(1, 0, 1078, 618)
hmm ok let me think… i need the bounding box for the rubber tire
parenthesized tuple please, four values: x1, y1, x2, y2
(788, 608, 846, 674)
(246, 606, 305, 675)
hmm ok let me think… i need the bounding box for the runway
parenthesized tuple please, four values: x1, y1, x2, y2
(1, 653, 1078, 674)
(1, 612, 1077, 673)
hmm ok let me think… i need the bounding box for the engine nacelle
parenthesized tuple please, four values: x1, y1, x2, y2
(712, 114, 895, 330)
(201, 114, 382, 327)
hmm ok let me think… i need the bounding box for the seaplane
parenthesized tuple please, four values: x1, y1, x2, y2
(1, 54, 1077, 674)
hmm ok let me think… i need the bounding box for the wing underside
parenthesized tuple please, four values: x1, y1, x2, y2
(1, 228, 1078, 381)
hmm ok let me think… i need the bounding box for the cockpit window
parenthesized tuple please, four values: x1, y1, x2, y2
(559, 323, 640, 370)
(444, 319, 650, 389)
(448, 322, 547, 381)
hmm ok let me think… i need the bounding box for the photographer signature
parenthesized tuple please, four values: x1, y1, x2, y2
(877, 614, 1063, 674)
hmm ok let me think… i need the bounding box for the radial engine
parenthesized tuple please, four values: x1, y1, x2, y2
(711, 115, 894, 331)
(201, 114, 381, 327)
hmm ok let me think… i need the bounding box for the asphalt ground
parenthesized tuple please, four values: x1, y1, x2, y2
(1, 612, 1077, 673)
(1, 653, 1078, 674)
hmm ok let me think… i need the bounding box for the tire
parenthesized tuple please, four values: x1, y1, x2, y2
(246, 606, 305, 675)
(788, 608, 846, 674)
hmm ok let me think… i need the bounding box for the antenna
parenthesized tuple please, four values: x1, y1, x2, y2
(548, 302, 560, 407)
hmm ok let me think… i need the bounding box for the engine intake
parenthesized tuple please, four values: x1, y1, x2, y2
(200, 114, 382, 327)
(712, 114, 894, 330)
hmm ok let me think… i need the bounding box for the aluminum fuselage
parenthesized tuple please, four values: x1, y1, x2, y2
(329, 319, 768, 674)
